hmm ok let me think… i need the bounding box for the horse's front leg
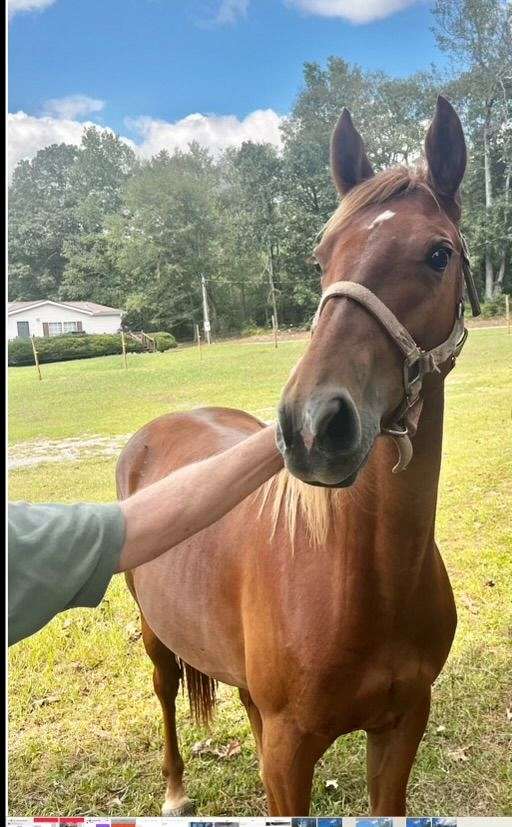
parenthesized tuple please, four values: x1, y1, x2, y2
(365, 689, 431, 816)
(260, 713, 330, 815)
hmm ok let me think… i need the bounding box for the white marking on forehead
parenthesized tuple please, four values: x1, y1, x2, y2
(368, 210, 396, 229)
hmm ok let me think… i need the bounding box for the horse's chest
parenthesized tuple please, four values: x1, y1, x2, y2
(274, 583, 453, 734)
(277, 544, 455, 680)
(290, 644, 433, 735)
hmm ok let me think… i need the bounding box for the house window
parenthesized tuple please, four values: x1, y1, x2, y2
(16, 321, 30, 338)
(43, 320, 84, 337)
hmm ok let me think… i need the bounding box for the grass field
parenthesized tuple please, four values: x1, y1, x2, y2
(8, 332, 512, 818)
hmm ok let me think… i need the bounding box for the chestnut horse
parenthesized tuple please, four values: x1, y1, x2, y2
(116, 97, 475, 817)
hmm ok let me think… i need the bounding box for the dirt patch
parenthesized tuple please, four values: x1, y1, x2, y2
(8, 434, 132, 470)
(228, 329, 309, 345)
(186, 319, 508, 347)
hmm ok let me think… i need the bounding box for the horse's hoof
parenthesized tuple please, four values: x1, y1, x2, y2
(162, 797, 196, 817)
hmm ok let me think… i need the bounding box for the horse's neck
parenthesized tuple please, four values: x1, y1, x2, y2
(382, 376, 445, 514)
(346, 376, 445, 561)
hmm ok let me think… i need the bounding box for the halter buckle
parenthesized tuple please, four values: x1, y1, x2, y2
(382, 421, 409, 438)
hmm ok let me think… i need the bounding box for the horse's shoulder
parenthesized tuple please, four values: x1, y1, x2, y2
(116, 407, 267, 496)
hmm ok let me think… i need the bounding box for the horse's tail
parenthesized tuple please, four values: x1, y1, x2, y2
(179, 659, 217, 725)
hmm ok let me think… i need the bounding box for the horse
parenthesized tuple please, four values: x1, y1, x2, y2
(116, 95, 479, 817)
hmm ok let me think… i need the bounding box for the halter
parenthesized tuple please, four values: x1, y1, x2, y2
(310, 234, 480, 473)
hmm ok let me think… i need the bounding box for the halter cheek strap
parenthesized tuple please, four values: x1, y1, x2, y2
(310, 256, 476, 473)
(461, 233, 481, 317)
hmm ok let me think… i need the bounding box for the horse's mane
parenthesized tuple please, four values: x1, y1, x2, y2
(259, 468, 345, 548)
(262, 164, 439, 548)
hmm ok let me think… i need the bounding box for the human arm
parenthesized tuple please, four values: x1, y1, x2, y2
(117, 423, 282, 571)
(8, 425, 282, 645)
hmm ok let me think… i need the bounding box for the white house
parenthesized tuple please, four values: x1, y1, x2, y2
(7, 300, 123, 340)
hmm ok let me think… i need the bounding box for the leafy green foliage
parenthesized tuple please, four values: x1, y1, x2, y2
(151, 331, 177, 351)
(8, 144, 80, 299)
(7, 331, 174, 367)
(479, 295, 508, 317)
(431, 0, 512, 298)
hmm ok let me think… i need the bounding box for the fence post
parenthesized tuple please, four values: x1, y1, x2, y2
(121, 330, 128, 369)
(506, 294, 510, 335)
(31, 335, 42, 381)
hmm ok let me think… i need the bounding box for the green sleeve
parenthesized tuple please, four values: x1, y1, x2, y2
(8, 501, 126, 646)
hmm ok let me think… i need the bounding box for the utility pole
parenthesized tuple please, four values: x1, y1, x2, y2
(271, 314, 278, 349)
(267, 240, 279, 333)
(201, 274, 211, 345)
(195, 323, 203, 359)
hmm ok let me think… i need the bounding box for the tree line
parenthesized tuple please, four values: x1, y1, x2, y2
(8, 0, 511, 339)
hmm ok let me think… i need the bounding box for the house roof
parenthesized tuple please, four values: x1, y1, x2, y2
(8, 300, 123, 317)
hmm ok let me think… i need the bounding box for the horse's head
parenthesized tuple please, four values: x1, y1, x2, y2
(277, 96, 470, 488)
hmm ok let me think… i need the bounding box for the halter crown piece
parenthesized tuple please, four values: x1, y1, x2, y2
(311, 233, 480, 473)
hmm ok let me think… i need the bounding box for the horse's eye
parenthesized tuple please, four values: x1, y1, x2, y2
(428, 247, 452, 272)
(314, 262, 322, 275)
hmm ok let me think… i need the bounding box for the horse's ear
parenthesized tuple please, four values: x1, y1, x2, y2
(330, 108, 374, 196)
(425, 95, 466, 199)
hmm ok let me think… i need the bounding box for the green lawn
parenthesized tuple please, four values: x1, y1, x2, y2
(8, 332, 512, 817)
(8, 342, 292, 445)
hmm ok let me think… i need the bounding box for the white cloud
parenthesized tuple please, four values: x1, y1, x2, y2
(126, 109, 283, 158)
(8, 112, 89, 177)
(42, 95, 106, 120)
(8, 0, 56, 18)
(8, 108, 282, 181)
(286, 0, 419, 24)
(215, 0, 249, 24)
(7, 111, 136, 179)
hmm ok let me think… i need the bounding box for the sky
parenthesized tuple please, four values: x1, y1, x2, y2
(8, 0, 447, 177)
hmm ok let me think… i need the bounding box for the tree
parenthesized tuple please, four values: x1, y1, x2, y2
(59, 128, 138, 302)
(68, 127, 137, 232)
(8, 144, 79, 299)
(104, 145, 228, 336)
(223, 143, 284, 326)
(432, 0, 512, 297)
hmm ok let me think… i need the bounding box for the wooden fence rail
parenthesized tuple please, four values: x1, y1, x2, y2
(125, 330, 157, 352)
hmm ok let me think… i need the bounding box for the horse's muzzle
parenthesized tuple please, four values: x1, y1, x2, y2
(277, 388, 370, 487)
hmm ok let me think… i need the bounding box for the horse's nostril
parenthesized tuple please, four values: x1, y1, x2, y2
(315, 394, 361, 453)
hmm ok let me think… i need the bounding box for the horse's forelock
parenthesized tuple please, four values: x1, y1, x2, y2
(320, 165, 438, 246)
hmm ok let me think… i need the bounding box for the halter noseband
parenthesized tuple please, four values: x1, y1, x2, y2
(311, 235, 480, 473)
